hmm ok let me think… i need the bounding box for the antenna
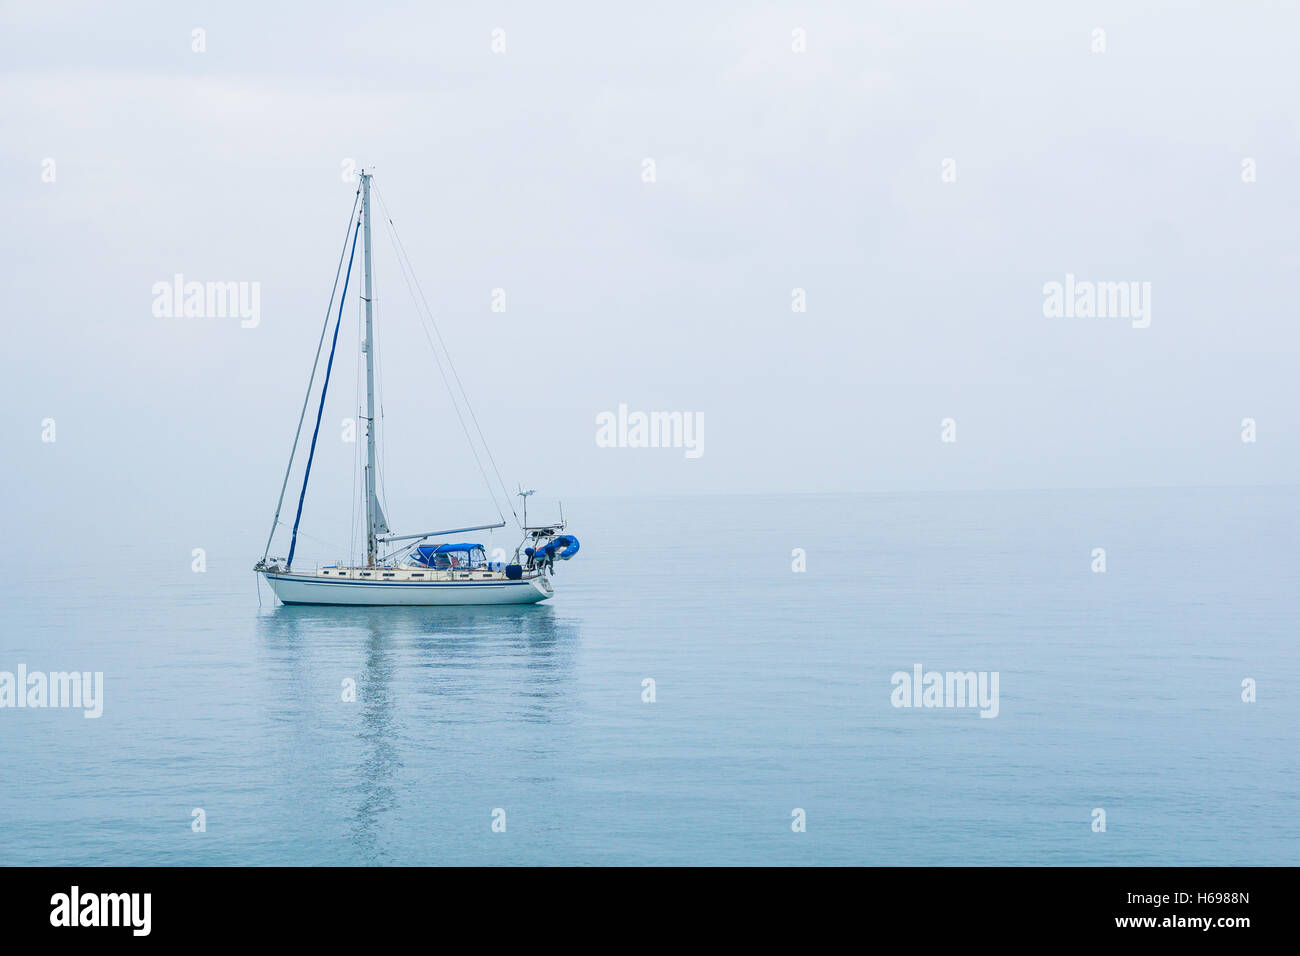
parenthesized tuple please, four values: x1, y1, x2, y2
(517, 484, 536, 528)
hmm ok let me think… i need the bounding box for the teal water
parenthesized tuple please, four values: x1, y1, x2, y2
(0, 489, 1296, 865)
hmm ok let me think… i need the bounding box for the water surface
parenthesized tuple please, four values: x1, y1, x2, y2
(1, 489, 1295, 865)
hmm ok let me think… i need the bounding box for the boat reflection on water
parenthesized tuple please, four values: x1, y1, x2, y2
(253, 605, 579, 863)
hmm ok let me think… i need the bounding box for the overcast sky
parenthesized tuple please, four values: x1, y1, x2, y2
(2, 2, 1296, 547)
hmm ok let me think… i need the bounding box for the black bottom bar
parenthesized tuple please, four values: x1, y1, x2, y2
(0, 866, 1282, 941)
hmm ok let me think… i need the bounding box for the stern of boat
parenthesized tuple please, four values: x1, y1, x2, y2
(530, 573, 555, 601)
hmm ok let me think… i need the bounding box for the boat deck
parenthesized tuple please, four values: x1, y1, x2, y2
(310, 565, 523, 583)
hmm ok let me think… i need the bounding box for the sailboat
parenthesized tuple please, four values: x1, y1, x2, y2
(254, 171, 578, 606)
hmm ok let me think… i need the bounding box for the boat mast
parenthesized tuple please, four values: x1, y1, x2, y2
(361, 170, 379, 567)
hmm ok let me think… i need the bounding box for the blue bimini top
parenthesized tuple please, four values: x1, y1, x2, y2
(411, 543, 487, 570)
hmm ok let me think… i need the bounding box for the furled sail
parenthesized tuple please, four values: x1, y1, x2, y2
(371, 494, 390, 535)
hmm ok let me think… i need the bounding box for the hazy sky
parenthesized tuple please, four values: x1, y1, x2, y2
(3, 2, 1296, 549)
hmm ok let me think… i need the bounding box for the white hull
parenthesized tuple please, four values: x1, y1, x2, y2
(262, 571, 553, 606)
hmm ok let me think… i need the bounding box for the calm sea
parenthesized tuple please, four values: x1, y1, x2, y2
(1, 488, 1296, 865)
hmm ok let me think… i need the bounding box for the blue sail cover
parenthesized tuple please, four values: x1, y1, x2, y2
(411, 543, 487, 569)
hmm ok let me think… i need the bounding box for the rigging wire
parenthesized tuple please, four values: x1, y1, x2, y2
(373, 182, 521, 529)
(261, 186, 361, 561)
(286, 216, 362, 569)
(379, 213, 505, 527)
(276, 520, 355, 560)
(371, 229, 392, 525)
